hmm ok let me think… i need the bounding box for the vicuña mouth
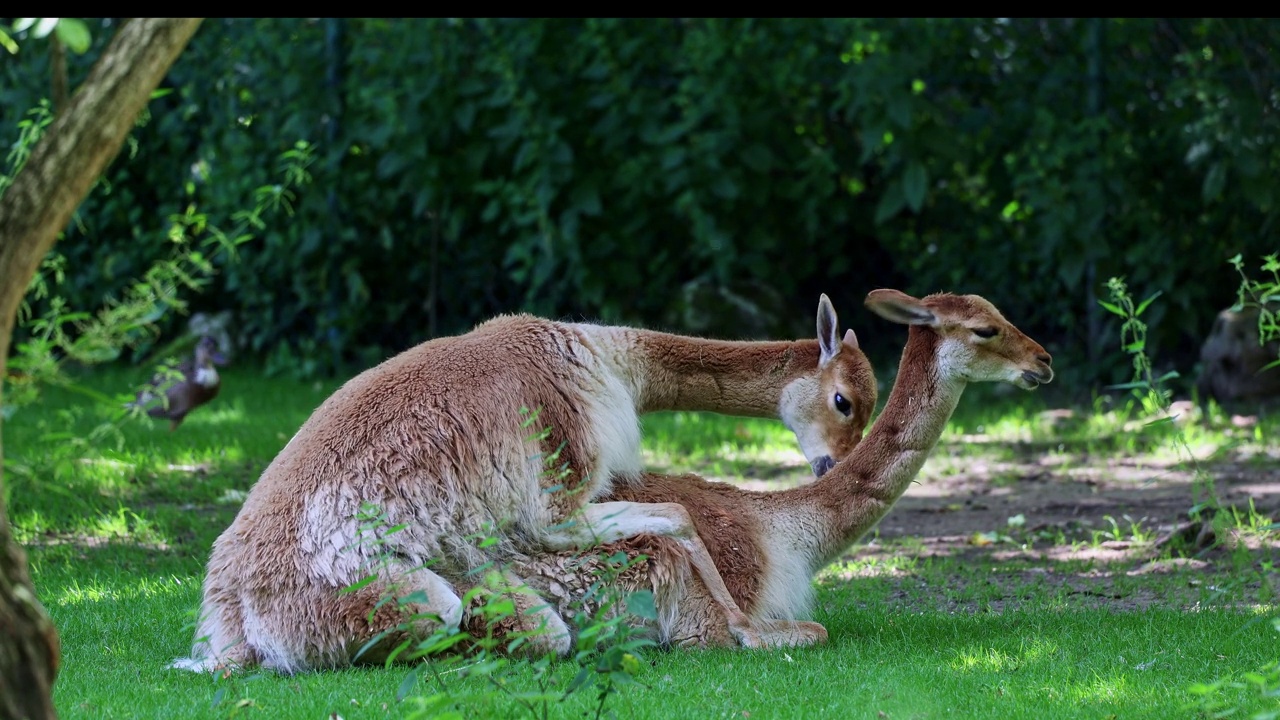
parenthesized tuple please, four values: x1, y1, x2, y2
(1021, 370, 1052, 387)
(810, 455, 835, 477)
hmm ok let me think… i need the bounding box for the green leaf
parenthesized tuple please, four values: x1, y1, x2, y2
(887, 94, 912, 127)
(54, 18, 91, 54)
(1096, 300, 1125, 317)
(903, 161, 927, 212)
(1105, 381, 1149, 391)
(565, 666, 592, 696)
(339, 573, 379, 595)
(710, 174, 738, 200)
(741, 143, 775, 173)
(874, 179, 906, 224)
(353, 629, 392, 661)
(33, 17, 58, 39)
(0, 28, 18, 54)
(1186, 502, 1215, 517)
(1135, 290, 1163, 317)
(395, 665, 424, 702)
(1058, 254, 1085, 288)
(1202, 161, 1226, 201)
(455, 103, 477, 132)
(571, 184, 602, 216)
(626, 590, 657, 620)
(13, 18, 37, 33)
(61, 382, 117, 405)
(661, 146, 686, 170)
(1143, 416, 1177, 429)
(383, 638, 416, 668)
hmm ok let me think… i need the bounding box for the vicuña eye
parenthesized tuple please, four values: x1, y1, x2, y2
(834, 393, 852, 416)
(973, 327, 999, 339)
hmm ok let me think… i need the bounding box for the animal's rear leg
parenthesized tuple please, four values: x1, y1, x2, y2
(751, 619, 828, 647)
(335, 563, 466, 667)
(461, 569, 572, 657)
(644, 548, 828, 650)
(171, 598, 258, 673)
(544, 500, 788, 649)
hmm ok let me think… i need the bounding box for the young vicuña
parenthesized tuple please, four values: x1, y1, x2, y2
(508, 288, 1054, 648)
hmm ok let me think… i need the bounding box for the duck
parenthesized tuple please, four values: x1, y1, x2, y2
(129, 335, 227, 431)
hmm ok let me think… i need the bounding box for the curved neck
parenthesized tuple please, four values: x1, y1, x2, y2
(799, 326, 966, 568)
(583, 325, 821, 417)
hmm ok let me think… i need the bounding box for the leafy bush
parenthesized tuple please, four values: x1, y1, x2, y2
(4, 19, 1277, 385)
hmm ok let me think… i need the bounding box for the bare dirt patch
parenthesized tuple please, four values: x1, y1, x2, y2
(739, 427, 1280, 614)
(872, 443, 1280, 545)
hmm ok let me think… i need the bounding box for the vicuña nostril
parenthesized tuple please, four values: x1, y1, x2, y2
(1036, 353, 1052, 366)
(810, 455, 835, 477)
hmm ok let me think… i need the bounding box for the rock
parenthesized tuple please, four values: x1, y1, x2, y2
(1196, 307, 1280, 406)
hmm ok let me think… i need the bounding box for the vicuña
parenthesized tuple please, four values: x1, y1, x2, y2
(175, 296, 877, 672)
(510, 288, 1054, 648)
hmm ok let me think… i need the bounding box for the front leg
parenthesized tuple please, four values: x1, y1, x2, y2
(543, 501, 788, 649)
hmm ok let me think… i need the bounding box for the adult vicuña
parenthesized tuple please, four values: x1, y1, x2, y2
(509, 288, 1054, 647)
(176, 296, 877, 672)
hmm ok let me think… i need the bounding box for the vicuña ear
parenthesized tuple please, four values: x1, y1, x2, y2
(842, 328, 859, 350)
(865, 289, 936, 326)
(817, 293, 840, 367)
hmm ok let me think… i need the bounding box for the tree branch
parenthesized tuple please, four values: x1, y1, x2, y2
(0, 18, 203, 720)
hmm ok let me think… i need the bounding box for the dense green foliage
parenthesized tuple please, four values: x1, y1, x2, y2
(3, 18, 1277, 384)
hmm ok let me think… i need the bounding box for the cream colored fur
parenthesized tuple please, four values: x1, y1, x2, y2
(175, 296, 876, 672)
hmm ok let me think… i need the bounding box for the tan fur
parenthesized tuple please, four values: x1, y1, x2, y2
(175, 296, 875, 673)
(507, 289, 1053, 648)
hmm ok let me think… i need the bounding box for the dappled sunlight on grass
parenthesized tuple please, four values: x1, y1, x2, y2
(641, 411, 798, 453)
(640, 410, 811, 479)
(163, 443, 247, 468)
(52, 572, 191, 609)
(1066, 673, 1136, 705)
(174, 402, 247, 427)
(931, 385, 1278, 468)
(948, 637, 1060, 673)
(950, 645, 1020, 673)
(13, 501, 175, 548)
(819, 551, 920, 580)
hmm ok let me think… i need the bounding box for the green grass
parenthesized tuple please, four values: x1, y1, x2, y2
(7, 365, 1280, 719)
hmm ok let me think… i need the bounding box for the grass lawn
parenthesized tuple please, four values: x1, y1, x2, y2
(6, 365, 1279, 719)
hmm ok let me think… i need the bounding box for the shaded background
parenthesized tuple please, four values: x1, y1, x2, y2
(3, 18, 1275, 391)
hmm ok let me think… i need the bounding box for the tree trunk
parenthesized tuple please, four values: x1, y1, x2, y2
(0, 18, 203, 719)
(50, 36, 67, 117)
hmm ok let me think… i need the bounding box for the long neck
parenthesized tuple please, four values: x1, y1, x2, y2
(797, 326, 966, 569)
(589, 326, 821, 417)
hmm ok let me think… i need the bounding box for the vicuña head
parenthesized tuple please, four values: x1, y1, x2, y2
(864, 289, 1053, 389)
(777, 294, 878, 476)
(627, 293, 876, 477)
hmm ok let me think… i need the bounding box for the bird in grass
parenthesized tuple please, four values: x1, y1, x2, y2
(129, 335, 228, 431)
